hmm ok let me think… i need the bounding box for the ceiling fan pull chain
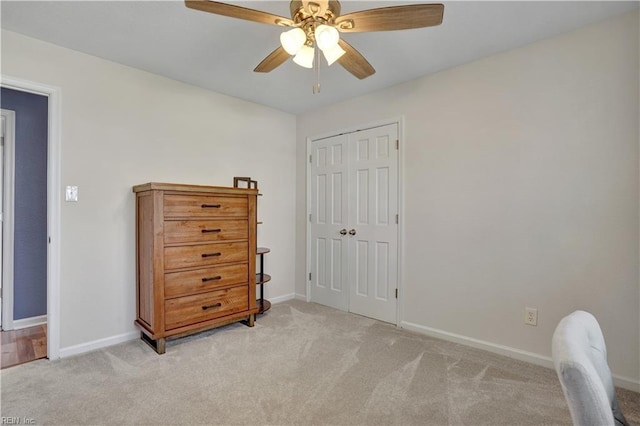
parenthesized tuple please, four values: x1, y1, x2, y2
(313, 45, 321, 94)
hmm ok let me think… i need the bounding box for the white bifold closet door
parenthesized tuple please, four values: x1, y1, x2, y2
(310, 123, 398, 324)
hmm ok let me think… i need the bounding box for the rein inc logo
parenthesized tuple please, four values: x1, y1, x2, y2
(1, 418, 35, 425)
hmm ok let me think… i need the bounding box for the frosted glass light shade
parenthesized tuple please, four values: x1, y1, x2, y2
(322, 44, 346, 66)
(280, 27, 306, 55)
(315, 25, 339, 51)
(293, 45, 315, 68)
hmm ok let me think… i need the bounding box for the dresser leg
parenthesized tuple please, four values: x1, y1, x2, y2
(243, 314, 255, 327)
(140, 332, 166, 354)
(156, 338, 166, 354)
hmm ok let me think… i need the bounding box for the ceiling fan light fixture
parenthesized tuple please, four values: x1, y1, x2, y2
(280, 27, 307, 55)
(186, 0, 445, 81)
(322, 44, 346, 66)
(293, 44, 315, 68)
(314, 24, 340, 51)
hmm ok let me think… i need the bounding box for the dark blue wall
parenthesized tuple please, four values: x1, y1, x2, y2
(1, 88, 48, 320)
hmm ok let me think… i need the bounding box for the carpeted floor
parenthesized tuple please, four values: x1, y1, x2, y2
(1, 300, 638, 425)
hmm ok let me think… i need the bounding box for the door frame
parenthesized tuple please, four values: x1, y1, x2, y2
(305, 117, 404, 326)
(1, 109, 16, 330)
(1, 75, 62, 360)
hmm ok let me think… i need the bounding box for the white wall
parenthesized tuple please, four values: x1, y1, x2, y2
(2, 8, 638, 389)
(296, 11, 639, 387)
(1, 30, 297, 350)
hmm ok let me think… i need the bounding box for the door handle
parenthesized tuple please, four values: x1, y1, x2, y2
(339, 229, 347, 235)
(349, 229, 356, 236)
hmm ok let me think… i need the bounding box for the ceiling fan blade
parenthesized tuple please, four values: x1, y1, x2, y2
(254, 46, 291, 73)
(185, 1, 294, 26)
(335, 4, 444, 33)
(337, 39, 375, 80)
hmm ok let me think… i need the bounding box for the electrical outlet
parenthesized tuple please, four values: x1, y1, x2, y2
(525, 308, 538, 326)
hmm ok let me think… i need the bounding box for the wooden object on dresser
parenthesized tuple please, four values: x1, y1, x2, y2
(133, 182, 259, 354)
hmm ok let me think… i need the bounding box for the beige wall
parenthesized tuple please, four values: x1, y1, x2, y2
(1, 30, 297, 350)
(296, 11, 639, 386)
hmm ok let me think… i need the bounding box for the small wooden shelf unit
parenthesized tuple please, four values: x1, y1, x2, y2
(133, 182, 259, 354)
(256, 247, 271, 314)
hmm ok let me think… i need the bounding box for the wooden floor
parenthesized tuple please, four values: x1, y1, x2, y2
(1, 324, 47, 369)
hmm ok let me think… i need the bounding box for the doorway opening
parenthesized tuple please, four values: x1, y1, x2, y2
(0, 102, 49, 368)
(1, 75, 61, 361)
(0, 109, 15, 331)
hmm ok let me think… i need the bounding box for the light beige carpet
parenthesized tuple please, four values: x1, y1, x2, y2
(1, 300, 638, 425)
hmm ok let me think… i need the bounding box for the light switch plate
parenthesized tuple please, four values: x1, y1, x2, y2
(65, 186, 78, 202)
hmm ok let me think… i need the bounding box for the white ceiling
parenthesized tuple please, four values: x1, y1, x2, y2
(1, 1, 637, 114)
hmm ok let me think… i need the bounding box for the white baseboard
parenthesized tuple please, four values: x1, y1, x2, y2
(269, 293, 296, 304)
(59, 297, 295, 358)
(295, 293, 308, 302)
(401, 321, 640, 393)
(401, 320, 554, 368)
(612, 374, 640, 393)
(59, 330, 139, 358)
(12, 315, 47, 330)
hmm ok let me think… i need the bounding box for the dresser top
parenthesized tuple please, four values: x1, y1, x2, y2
(133, 182, 259, 195)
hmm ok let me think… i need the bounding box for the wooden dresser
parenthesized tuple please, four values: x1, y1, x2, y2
(133, 182, 258, 353)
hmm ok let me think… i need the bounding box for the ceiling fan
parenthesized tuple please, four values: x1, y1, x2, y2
(185, 0, 444, 81)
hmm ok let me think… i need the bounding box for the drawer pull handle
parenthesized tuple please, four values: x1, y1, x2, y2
(201, 204, 221, 208)
(201, 228, 222, 233)
(201, 252, 222, 258)
(202, 303, 222, 310)
(202, 276, 222, 282)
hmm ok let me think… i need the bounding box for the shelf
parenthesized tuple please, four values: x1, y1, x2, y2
(256, 241, 270, 316)
(256, 299, 271, 314)
(256, 273, 271, 285)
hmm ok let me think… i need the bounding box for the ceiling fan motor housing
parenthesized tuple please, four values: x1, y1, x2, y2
(289, 1, 341, 25)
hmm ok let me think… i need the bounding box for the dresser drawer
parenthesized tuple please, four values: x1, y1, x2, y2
(164, 242, 248, 270)
(164, 286, 248, 330)
(164, 219, 248, 245)
(164, 263, 249, 298)
(164, 195, 247, 218)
